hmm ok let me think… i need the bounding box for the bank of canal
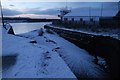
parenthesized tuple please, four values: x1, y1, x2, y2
(44, 25, 120, 79)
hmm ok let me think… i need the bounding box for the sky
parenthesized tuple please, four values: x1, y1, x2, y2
(1, 0, 120, 19)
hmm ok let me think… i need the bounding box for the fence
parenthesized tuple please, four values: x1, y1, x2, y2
(53, 16, 120, 28)
(52, 20, 99, 29)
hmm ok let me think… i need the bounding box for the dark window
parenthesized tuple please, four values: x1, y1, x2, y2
(90, 18, 93, 22)
(80, 18, 83, 22)
(71, 18, 74, 21)
(64, 18, 68, 21)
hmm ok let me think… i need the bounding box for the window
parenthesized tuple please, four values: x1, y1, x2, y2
(90, 18, 93, 22)
(71, 18, 74, 21)
(80, 18, 83, 22)
(64, 18, 68, 21)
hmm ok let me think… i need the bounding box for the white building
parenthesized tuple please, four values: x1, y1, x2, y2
(62, 8, 118, 22)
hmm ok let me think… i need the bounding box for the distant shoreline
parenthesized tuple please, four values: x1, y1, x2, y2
(1, 17, 59, 23)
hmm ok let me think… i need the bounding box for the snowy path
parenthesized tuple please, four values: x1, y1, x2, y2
(2, 27, 106, 78)
(2, 29, 76, 78)
(44, 33, 105, 78)
(18, 29, 106, 78)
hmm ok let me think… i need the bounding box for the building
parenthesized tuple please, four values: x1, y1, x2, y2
(62, 8, 118, 22)
(99, 10, 120, 27)
(55, 2, 120, 28)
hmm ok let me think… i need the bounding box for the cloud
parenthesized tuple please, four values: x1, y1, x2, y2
(2, 7, 59, 16)
(3, 8, 22, 16)
(2, 8, 59, 19)
(2, 2, 118, 19)
(25, 8, 59, 15)
(12, 14, 60, 19)
(2, 0, 120, 2)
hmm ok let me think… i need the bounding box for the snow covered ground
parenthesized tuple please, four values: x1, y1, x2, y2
(2, 28, 76, 78)
(2, 26, 106, 78)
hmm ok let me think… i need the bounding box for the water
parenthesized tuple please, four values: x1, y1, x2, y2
(11, 22, 52, 34)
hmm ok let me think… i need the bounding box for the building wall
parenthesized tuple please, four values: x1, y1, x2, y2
(63, 16, 100, 22)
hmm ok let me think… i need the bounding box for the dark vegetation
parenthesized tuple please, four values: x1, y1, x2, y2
(2, 17, 59, 23)
(52, 20, 99, 29)
(44, 25, 120, 79)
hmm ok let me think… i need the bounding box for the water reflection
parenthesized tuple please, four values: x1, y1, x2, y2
(11, 22, 51, 34)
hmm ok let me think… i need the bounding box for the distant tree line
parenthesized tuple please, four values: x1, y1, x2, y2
(1, 17, 59, 22)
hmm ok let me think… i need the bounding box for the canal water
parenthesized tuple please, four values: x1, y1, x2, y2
(11, 22, 52, 34)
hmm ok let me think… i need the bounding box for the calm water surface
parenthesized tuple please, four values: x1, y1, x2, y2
(11, 22, 51, 34)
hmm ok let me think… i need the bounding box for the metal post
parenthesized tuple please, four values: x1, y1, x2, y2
(89, 7, 91, 26)
(66, 0, 68, 9)
(118, 1, 120, 11)
(89, 7, 91, 18)
(101, 3, 103, 17)
(0, 0, 5, 28)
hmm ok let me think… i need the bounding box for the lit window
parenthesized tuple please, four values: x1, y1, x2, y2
(90, 18, 93, 22)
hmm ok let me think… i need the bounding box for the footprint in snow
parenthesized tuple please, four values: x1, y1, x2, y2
(29, 40, 37, 44)
(45, 39, 57, 44)
(52, 47, 60, 52)
(43, 51, 51, 59)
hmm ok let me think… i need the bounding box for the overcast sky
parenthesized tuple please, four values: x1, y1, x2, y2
(1, 0, 120, 19)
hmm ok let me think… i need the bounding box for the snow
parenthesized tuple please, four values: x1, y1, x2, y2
(65, 8, 118, 17)
(19, 29, 105, 78)
(2, 25, 106, 78)
(44, 32, 105, 78)
(2, 28, 76, 78)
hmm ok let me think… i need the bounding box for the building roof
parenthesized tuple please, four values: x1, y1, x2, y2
(64, 8, 118, 17)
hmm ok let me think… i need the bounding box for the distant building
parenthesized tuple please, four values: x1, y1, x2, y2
(62, 8, 118, 22)
(56, 2, 120, 28)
